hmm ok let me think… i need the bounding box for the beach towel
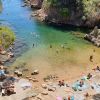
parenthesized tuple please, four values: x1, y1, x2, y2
(0, 70, 5, 76)
(71, 96, 74, 100)
(21, 82, 32, 89)
(72, 81, 89, 91)
(56, 96, 62, 100)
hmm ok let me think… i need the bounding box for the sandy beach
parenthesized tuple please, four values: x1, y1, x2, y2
(0, 0, 100, 99)
(0, 64, 100, 100)
(3, 43, 99, 100)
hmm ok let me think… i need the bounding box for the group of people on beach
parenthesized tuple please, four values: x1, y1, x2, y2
(56, 65, 100, 100)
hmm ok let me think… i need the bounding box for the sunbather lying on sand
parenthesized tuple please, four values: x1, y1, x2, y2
(93, 66, 100, 71)
(58, 80, 65, 87)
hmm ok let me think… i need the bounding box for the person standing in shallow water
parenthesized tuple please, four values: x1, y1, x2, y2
(32, 43, 34, 47)
(90, 55, 93, 62)
(89, 49, 96, 62)
(50, 45, 52, 48)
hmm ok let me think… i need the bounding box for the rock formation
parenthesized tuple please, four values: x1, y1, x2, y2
(24, 0, 100, 27)
(84, 26, 100, 47)
(24, 0, 43, 9)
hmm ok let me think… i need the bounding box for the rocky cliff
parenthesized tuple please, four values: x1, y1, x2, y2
(25, 0, 100, 27)
(84, 26, 100, 47)
(24, 0, 43, 9)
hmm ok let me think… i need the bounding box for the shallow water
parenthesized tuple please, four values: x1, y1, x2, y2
(0, 0, 100, 78)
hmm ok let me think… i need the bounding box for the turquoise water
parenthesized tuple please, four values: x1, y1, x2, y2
(0, 0, 89, 47)
(0, 0, 97, 71)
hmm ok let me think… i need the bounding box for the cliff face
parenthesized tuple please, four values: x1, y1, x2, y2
(24, 0, 43, 9)
(42, 0, 84, 25)
(31, 0, 43, 8)
(28, 0, 100, 27)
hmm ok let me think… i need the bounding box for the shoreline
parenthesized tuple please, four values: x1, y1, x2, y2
(23, 0, 100, 28)
(0, 0, 100, 99)
(0, 62, 100, 100)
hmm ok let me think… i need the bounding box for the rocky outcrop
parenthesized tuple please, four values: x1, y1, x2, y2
(84, 26, 100, 47)
(0, 26, 15, 65)
(26, 0, 100, 27)
(24, 0, 43, 9)
(30, 0, 43, 9)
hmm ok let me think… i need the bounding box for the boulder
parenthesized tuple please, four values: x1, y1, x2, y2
(14, 70, 19, 74)
(31, 69, 39, 75)
(47, 82, 53, 86)
(17, 71, 22, 77)
(93, 26, 98, 38)
(96, 42, 100, 47)
(28, 77, 33, 81)
(26, 76, 30, 78)
(7, 52, 14, 57)
(41, 91, 48, 95)
(27, 92, 38, 98)
(0, 51, 6, 55)
(30, 0, 43, 9)
(37, 94, 44, 100)
(84, 34, 92, 41)
(41, 84, 47, 89)
(31, 12, 38, 17)
(14, 70, 22, 77)
(0, 54, 10, 63)
(48, 87, 56, 92)
(97, 35, 100, 40)
(32, 78, 38, 82)
(84, 26, 100, 47)
(0, 60, 3, 65)
(91, 37, 96, 43)
(22, 68, 29, 72)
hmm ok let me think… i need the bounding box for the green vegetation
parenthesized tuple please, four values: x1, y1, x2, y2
(0, 26, 15, 48)
(43, 0, 99, 26)
(0, 1, 15, 49)
(47, 0, 58, 6)
(59, 8, 69, 17)
(82, 0, 99, 16)
(43, 0, 58, 10)
(43, 0, 69, 17)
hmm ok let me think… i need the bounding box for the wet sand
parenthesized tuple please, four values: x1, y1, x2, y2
(10, 43, 100, 82)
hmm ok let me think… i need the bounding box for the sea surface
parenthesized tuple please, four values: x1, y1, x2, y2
(0, 0, 99, 78)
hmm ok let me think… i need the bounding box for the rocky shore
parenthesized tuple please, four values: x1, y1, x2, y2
(0, 62, 100, 100)
(23, 0, 100, 48)
(0, 26, 15, 65)
(0, 46, 14, 65)
(23, 0, 43, 9)
(0, 0, 100, 99)
(84, 26, 100, 47)
(23, 0, 100, 28)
